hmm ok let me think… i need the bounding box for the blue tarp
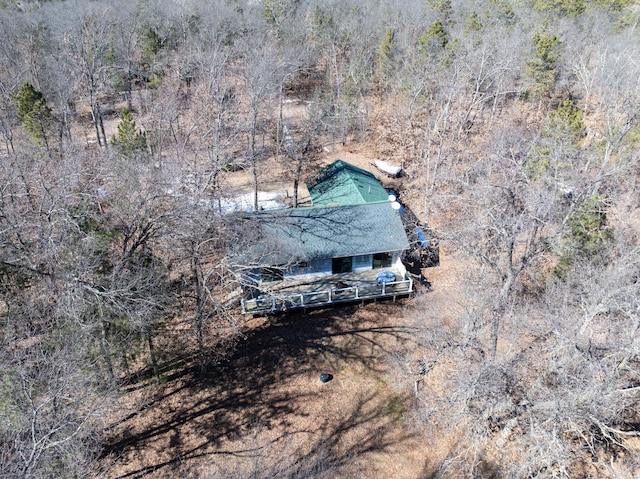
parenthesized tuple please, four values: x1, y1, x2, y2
(376, 270, 397, 284)
(415, 228, 430, 248)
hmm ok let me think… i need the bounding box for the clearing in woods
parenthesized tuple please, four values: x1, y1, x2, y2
(101, 145, 456, 478)
(101, 293, 461, 478)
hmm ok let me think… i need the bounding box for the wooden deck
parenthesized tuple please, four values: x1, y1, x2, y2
(241, 268, 413, 314)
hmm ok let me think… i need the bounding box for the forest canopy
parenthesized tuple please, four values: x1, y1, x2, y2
(1, 0, 640, 477)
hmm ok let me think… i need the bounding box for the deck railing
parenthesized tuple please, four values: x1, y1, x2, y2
(241, 274, 413, 314)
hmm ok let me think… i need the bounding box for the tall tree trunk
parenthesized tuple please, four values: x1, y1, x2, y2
(97, 102, 108, 147)
(250, 112, 259, 211)
(147, 331, 159, 382)
(293, 156, 303, 208)
(100, 320, 115, 381)
(191, 250, 207, 371)
(90, 103, 102, 147)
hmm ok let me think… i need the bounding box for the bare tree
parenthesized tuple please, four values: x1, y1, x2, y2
(1, 331, 113, 478)
(239, 37, 281, 211)
(63, 7, 114, 147)
(281, 93, 327, 207)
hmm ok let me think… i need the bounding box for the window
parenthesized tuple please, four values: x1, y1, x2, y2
(354, 254, 370, 265)
(372, 252, 392, 269)
(332, 257, 353, 274)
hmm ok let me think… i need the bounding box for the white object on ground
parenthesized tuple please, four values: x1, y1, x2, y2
(374, 160, 402, 176)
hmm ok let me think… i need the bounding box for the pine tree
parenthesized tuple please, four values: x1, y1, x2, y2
(111, 108, 147, 160)
(547, 99, 586, 141)
(377, 27, 396, 85)
(14, 82, 54, 147)
(527, 31, 562, 97)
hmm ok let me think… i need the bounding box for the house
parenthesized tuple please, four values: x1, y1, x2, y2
(231, 160, 413, 314)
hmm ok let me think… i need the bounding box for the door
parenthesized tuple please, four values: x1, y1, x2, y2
(372, 252, 393, 269)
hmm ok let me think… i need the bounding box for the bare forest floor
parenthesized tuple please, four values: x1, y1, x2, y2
(101, 301, 441, 478)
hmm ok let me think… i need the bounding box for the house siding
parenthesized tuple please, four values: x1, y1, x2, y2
(281, 252, 406, 281)
(353, 254, 372, 272)
(283, 258, 332, 280)
(393, 252, 406, 276)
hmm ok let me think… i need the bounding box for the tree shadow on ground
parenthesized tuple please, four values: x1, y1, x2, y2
(102, 303, 420, 478)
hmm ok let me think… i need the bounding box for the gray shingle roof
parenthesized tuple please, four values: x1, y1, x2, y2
(233, 201, 409, 266)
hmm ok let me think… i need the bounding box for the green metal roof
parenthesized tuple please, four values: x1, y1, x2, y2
(306, 160, 389, 206)
(232, 201, 409, 266)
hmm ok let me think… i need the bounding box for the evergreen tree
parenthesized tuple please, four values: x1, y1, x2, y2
(110, 108, 147, 160)
(527, 31, 562, 97)
(377, 27, 396, 85)
(14, 82, 54, 147)
(547, 99, 586, 141)
(555, 196, 613, 277)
